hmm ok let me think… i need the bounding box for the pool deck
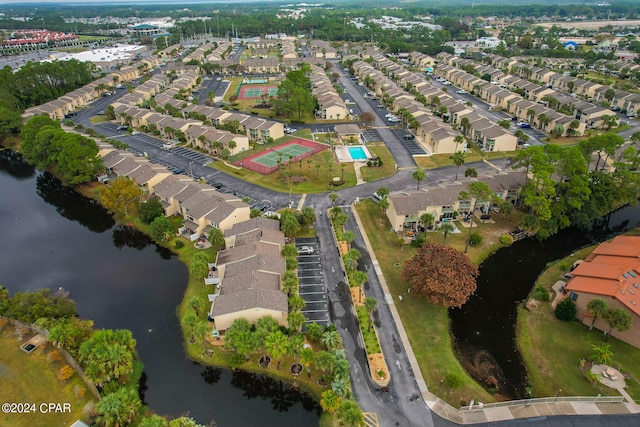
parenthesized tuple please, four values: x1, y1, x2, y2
(335, 145, 372, 163)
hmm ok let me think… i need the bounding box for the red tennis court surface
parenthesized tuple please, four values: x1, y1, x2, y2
(235, 139, 329, 175)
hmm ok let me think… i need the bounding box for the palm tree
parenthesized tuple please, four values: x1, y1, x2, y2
(464, 167, 478, 178)
(192, 320, 211, 346)
(265, 330, 289, 369)
(364, 297, 378, 332)
(315, 350, 337, 378)
(379, 197, 390, 220)
(300, 347, 315, 378)
(228, 140, 237, 154)
(604, 307, 632, 341)
(289, 295, 306, 312)
(187, 296, 204, 316)
(321, 330, 341, 350)
(586, 299, 608, 331)
(306, 322, 323, 342)
(454, 135, 464, 151)
(320, 390, 342, 414)
(95, 388, 142, 427)
(288, 312, 306, 333)
(420, 212, 434, 230)
(413, 167, 426, 190)
(342, 230, 355, 245)
(451, 151, 466, 181)
(282, 276, 299, 296)
(336, 400, 364, 427)
(440, 222, 455, 244)
(460, 117, 471, 135)
(288, 333, 305, 363)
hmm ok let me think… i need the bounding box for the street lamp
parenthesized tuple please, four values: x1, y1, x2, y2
(554, 389, 562, 404)
(189, 161, 194, 178)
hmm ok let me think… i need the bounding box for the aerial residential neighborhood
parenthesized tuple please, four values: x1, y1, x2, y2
(1, 1, 640, 427)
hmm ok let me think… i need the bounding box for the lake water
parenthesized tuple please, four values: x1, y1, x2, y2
(0, 149, 320, 426)
(449, 202, 640, 399)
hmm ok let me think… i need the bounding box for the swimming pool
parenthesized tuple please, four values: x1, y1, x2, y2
(348, 146, 368, 161)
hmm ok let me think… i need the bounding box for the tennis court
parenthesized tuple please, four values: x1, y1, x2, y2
(237, 85, 279, 100)
(253, 144, 312, 167)
(236, 139, 330, 174)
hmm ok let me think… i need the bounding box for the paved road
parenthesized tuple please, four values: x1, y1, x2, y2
(336, 67, 417, 169)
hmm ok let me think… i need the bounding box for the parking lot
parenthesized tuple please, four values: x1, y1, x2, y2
(98, 123, 215, 166)
(391, 128, 427, 155)
(295, 237, 330, 327)
(360, 129, 380, 143)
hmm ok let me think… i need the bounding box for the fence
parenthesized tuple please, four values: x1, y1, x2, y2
(0, 315, 101, 400)
(459, 395, 625, 411)
(237, 139, 330, 175)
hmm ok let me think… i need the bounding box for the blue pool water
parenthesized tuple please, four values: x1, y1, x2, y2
(348, 146, 367, 161)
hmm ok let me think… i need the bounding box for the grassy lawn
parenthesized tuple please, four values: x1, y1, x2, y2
(360, 143, 397, 182)
(415, 145, 516, 170)
(0, 324, 96, 427)
(519, 306, 640, 400)
(212, 150, 357, 194)
(355, 200, 500, 406)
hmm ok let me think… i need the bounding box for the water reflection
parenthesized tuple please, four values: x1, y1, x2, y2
(230, 370, 321, 415)
(113, 224, 151, 251)
(0, 148, 35, 179)
(36, 172, 114, 233)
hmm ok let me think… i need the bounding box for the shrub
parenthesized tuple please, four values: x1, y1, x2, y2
(469, 232, 483, 247)
(444, 373, 462, 389)
(411, 237, 425, 247)
(367, 160, 373, 167)
(500, 234, 514, 246)
(533, 286, 550, 302)
(57, 365, 75, 381)
(174, 240, 185, 249)
(554, 297, 577, 321)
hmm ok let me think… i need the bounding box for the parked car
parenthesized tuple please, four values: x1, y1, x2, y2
(519, 123, 531, 129)
(297, 246, 314, 255)
(116, 125, 129, 131)
(456, 90, 467, 94)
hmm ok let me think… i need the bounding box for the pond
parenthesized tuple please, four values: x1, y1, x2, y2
(0, 149, 321, 426)
(449, 203, 640, 400)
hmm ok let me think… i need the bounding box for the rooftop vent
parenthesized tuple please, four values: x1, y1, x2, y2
(629, 271, 637, 278)
(632, 301, 637, 306)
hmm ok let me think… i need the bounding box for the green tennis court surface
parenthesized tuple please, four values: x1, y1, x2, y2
(252, 144, 313, 167)
(243, 88, 265, 97)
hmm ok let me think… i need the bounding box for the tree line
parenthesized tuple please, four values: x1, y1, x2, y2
(512, 132, 640, 239)
(20, 115, 103, 186)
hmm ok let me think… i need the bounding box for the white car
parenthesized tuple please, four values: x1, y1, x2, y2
(456, 90, 467, 94)
(297, 246, 314, 255)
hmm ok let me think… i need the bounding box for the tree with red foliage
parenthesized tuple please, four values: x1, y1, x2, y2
(401, 243, 479, 308)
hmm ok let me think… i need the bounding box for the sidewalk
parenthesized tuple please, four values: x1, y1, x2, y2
(350, 202, 640, 424)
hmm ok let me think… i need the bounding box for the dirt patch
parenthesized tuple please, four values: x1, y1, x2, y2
(337, 241, 349, 256)
(350, 287, 363, 306)
(368, 353, 388, 383)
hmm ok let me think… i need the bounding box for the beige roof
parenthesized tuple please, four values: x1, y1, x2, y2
(223, 255, 286, 277)
(217, 241, 277, 266)
(211, 288, 287, 317)
(224, 217, 281, 237)
(234, 228, 285, 247)
(221, 269, 280, 294)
